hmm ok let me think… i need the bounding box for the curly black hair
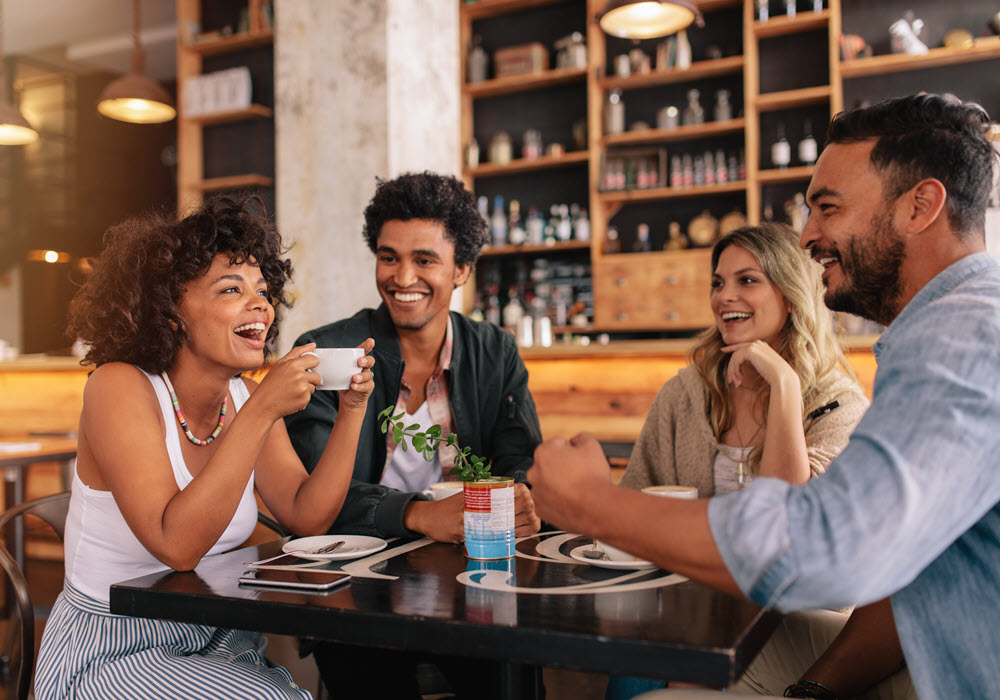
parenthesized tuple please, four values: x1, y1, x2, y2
(67, 194, 293, 374)
(828, 93, 997, 237)
(362, 171, 489, 265)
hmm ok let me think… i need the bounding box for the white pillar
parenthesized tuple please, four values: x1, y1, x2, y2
(275, 0, 459, 351)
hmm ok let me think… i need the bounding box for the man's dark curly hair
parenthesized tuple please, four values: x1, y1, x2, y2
(67, 194, 293, 374)
(362, 171, 489, 265)
(827, 93, 997, 237)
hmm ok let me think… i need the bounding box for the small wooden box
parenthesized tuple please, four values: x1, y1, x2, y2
(494, 43, 549, 78)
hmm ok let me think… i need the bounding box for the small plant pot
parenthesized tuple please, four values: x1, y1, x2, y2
(463, 476, 515, 560)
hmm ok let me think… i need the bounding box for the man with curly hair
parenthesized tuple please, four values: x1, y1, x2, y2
(285, 171, 542, 699)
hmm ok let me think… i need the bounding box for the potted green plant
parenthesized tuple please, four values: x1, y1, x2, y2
(379, 406, 515, 559)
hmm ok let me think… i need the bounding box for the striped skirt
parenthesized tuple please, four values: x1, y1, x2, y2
(35, 579, 314, 700)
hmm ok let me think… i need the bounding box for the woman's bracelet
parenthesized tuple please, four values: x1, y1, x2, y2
(783, 680, 839, 700)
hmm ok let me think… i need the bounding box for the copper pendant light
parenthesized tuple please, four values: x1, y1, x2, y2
(0, 3, 39, 144)
(97, 0, 175, 124)
(597, 0, 705, 40)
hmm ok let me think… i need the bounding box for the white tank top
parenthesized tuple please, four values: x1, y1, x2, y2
(380, 401, 443, 493)
(64, 369, 258, 603)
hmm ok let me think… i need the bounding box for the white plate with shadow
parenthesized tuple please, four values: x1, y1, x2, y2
(569, 544, 657, 570)
(282, 535, 387, 562)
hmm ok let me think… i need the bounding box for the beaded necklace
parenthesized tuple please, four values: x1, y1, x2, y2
(161, 372, 228, 446)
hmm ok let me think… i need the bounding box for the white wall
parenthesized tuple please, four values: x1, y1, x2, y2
(275, 0, 460, 353)
(0, 266, 22, 356)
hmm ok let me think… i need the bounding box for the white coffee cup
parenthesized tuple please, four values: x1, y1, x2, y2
(303, 348, 364, 390)
(642, 485, 698, 499)
(422, 482, 464, 501)
(594, 539, 645, 563)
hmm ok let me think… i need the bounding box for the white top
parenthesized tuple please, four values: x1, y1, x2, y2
(64, 369, 258, 603)
(713, 444, 754, 495)
(380, 401, 442, 493)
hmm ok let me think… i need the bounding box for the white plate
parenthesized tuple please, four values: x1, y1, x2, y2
(282, 535, 387, 561)
(569, 545, 657, 570)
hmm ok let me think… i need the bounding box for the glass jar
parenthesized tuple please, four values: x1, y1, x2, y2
(604, 89, 625, 135)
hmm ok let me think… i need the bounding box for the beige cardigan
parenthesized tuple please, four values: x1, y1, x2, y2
(621, 366, 869, 496)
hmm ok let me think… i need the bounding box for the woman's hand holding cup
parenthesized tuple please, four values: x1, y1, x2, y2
(339, 338, 376, 411)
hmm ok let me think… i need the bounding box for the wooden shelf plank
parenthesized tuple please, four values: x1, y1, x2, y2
(188, 104, 273, 126)
(603, 119, 745, 147)
(758, 166, 815, 184)
(480, 240, 592, 258)
(464, 67, 586, 99)
(753, 10, 830, 39)
(461, 0, 573, 21)
(194, 175, 274, 193)
(840, 39, 1000, 79)
(599, 56, 744, 91)
(598, 181, 746, 204)
(184, 30, 274, 57)
(466, 150, 589, 178)
(756, 85, 831, 112)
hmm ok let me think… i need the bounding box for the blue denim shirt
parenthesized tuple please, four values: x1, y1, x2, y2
(709, 253, 1000, 699)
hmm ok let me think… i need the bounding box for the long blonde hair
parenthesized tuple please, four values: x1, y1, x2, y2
(690, 223, 855, 472)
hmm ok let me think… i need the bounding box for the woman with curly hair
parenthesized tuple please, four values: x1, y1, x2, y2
(607, 223, 869, 700)
(35, 195, 374, 700)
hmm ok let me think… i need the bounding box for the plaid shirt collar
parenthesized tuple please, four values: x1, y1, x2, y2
(385, 316, 460, 479)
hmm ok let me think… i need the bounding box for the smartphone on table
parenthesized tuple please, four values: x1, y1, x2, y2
(238, 569, 352, 592)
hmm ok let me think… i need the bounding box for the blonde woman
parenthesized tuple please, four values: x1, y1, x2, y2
(623, 222, 868, 497)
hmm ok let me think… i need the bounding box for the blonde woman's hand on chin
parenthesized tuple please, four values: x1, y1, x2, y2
(722, 339, 800, 394)
(339, 338, 376, 412)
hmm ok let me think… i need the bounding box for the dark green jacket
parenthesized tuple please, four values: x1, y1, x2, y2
(284, 304, 542, 539)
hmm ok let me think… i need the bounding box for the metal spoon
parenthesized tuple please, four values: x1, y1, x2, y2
(580, 546, 607, 560)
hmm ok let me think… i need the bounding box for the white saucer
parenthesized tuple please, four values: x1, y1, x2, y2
(569, 545, 657, 570)
(283, 535, 387, 561)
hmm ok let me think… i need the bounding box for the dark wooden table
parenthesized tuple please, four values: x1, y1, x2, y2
(111, 532, 779, 698)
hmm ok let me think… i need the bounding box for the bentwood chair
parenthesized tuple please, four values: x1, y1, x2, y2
(0, 492, 71, 700)
(0, 491, 291, 700)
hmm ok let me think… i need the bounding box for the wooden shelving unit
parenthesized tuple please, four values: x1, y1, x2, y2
(464, 67, 587, 99)
(840, 39, 1000, 79)
(598, 181, 746, 204)
(598, 55, 744, 90)
(757, 166, 815, 184)
(194, 175, 275, 193)
(603, 119, 745, 146)
(464, 150, 589, 177)
(752, 10, 830, 39)
(461, 0, 575, 21)
(480, 240, 591, 257)
(756, 85, 832, 111)
(185, 30, 275, 57)
(188, 104, 273, 127)
(176, 1, 275, 214)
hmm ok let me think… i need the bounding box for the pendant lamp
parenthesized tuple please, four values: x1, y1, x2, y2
(0, 4, 39, 144)
(97, 0, 175, 124)
(597, 0, 705, 40)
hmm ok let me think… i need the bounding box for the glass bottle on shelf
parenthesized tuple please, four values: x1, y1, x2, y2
(670, 155, 682, 188)
(682, 89, 704, 126)
(556, 204, 573, 241)
(676, 30, 691, 69)
(544, 206, 559, 246)
(798, 119, 818, 165)
(604, 226, 622, 255)
(486, 285, 502, 325)
(633, 223, 652, 253)
(467, 35, 489, 83)
(604, 89, 625, 135)
(784, 0, 796, 18)
(693, 154, 705, 186)
(526, 206, 544, 245)
(704, 150, 716, 185)
(508, 199, 526, 245)
(728, 152, 739, 182)
(573, 206, 591, 242)
(715, 148, 728, 183)
(713, 90, 732, 122)
(664, 221, 688, 251)
(502, 286, 524, 334)
(468, 294, 485, 323)
(465, 138, 480, 169)
(682, 153, 694, 187)
(491, 195, 507, 245)
(477, 196, 489, 228)
(757, 0, 769, 22)
(522, 129, 543, 160)
(813, 0, 823, 10)
(771, 122, 791, 169)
